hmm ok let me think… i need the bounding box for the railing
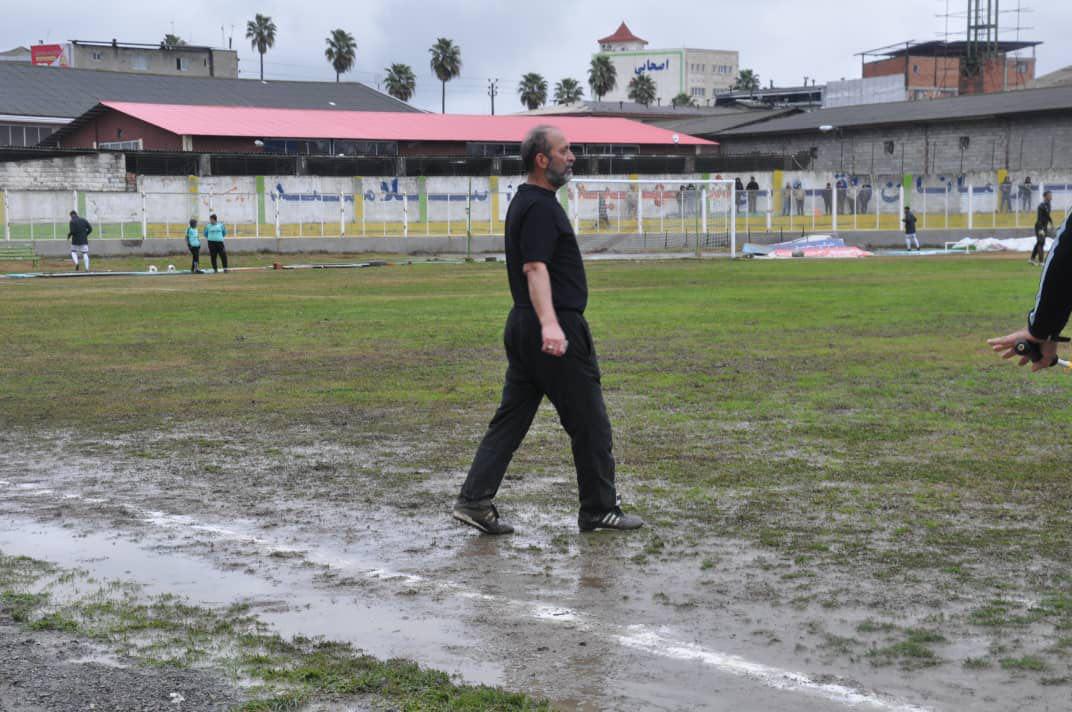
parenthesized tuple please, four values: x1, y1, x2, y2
(2, 182, 1067, 241)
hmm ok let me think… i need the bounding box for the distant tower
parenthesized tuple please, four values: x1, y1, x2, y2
(963, 0, 999, 91)
(597, 22, 647, 52)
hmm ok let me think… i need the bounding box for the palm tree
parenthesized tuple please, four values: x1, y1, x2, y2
(517, 73, 548, 110)
(733, 68, 760, 92)
(628, 74, 657, 106)
(245, 13, 277, 81)
(383, 63, 416, 102)
(162, 34, 185, 47)
(588, 54, 617, 102)
(428, 37, 462, 114)
(554, 78, 584, 105)
(324, 29, 357, 82)
(671, 92, 696, 108)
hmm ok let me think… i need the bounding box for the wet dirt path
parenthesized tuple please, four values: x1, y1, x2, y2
(0, 431, 1064, 711)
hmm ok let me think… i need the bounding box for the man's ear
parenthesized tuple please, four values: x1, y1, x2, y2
(535, 152, 549, 169)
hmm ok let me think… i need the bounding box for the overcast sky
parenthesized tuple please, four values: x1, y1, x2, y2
(5, 0, 1069, 114)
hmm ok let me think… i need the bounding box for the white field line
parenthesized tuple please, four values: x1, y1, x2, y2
(2, 480, 931, 712)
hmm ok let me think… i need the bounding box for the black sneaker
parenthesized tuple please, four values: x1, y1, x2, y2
(578, 507, 644, 532)
(452, 502, 514, 535)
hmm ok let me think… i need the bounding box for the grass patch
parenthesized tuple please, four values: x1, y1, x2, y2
(0, 550, 549, 709)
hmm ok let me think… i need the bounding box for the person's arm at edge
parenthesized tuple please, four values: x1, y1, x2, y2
(989, 220, 1072, 369)
(523, 261, 567, 357)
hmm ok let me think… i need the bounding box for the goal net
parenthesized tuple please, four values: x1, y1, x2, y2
(567, 178, 737, 256)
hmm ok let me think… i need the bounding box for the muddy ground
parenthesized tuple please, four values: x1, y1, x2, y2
(1, 419, 1067, 712)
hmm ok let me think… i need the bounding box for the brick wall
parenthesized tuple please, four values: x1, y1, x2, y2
(61, 111, 183, 151)
(0, 153, 127, 190)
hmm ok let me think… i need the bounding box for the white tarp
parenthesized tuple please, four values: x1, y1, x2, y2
(949, 236, 1054, 252)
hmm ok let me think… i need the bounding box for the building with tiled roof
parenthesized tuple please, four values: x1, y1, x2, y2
(593, 24, 739, 108)
(598, 22, 648, 51)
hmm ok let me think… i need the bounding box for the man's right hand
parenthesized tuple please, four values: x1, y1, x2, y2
(541, 322, 568, 358)
(988, 329, 1058, 371)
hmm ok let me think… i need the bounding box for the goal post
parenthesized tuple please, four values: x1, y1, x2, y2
(567, 178, 737, 257)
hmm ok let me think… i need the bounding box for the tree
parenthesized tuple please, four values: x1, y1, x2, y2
(429, 37, 462, 114)
(517, 73, 548, 110)
(162, 34, 186, 47)
(733, 68, 760, 92)
(588, 54, 617, 102)
(554, 78, 584, 105)
(628, 73, 657, 106)
(671, 92, 696, 108)
(324, 29, 357, 82)
(383, 63, 416, 102)
(245, 13, 277, 81)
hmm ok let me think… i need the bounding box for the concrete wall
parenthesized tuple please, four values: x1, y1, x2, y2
(69, 44, 238, 78)
(719, 113, 1072, 175)
(0, 154, 126, 190)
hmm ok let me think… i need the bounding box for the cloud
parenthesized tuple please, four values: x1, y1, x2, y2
(3, 0, 1068, 114)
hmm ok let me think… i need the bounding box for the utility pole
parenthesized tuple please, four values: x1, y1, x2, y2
(488, 78, 499, 115)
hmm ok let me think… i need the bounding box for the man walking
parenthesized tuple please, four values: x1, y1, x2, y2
(1031, 190, 1054, 266)
(452, 125, 644, 535)
(66, 210, 92, 272)
(903, 206, 920, 251)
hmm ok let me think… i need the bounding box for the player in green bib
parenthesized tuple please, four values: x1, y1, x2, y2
(203, 213, 228, 273)
(185, 218, 204, 273)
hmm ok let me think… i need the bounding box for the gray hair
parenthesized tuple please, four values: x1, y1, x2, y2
(521, 125, 557, 173)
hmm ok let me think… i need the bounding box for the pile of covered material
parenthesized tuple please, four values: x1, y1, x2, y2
(947, 236, 1054, 252)
(744, 235, 873, 259)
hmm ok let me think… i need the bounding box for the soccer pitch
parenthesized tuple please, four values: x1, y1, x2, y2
(1, 255, 1070, 710)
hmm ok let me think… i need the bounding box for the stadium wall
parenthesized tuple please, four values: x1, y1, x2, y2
(717, 114, 1072, 175)
(0, 153, 126, 190)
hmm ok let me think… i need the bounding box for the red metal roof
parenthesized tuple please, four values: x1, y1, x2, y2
(98, 101, 714, 145)
(598, 22, 647, 45)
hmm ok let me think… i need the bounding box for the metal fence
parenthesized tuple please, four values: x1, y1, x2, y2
(3, 182, 1069, 242)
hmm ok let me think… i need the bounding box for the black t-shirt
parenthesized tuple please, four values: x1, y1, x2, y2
(903, 213, 917, 234)
(1036, 201, 1052, 230)
(505, 184, 587, 313)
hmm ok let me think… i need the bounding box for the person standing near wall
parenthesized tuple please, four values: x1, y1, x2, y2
(1031, 190, 1054, 266)
(66, 210, 92, 272)
(781, 182, 791, 217)
(903, 206, 920, 251)
(186, 219, 204, 273)
(793, 182, 805, 216)
(203, 213, 228, 273)
(858, 183, 872, 214)
(999, 176, 1013, 213)
(1020, 176, 1034, 212)
(746, 176, 759, 214)
(822, 183, 832, 215)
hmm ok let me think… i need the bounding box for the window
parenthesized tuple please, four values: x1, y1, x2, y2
(91, 51, 102, 61)
(690, 87, 706, 97)
(912, 64, 920, 75)
(99, 139, 143, 151)
(131, 54, 149, 70)
(176, 57, 188, 71)
(466, 142, 520, 157)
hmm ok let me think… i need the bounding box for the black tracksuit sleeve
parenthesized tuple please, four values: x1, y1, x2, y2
(1028, 214, 1072, 339)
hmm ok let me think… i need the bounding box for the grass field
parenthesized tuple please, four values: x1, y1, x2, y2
(2, 253, 1071, 709)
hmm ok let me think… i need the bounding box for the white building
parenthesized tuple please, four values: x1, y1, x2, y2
(595, 22, 738, 106)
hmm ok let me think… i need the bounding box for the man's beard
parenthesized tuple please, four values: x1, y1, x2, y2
(546, 162, 572, 188)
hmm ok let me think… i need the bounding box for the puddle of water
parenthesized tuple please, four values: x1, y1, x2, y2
(0, 518, 502, 685)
